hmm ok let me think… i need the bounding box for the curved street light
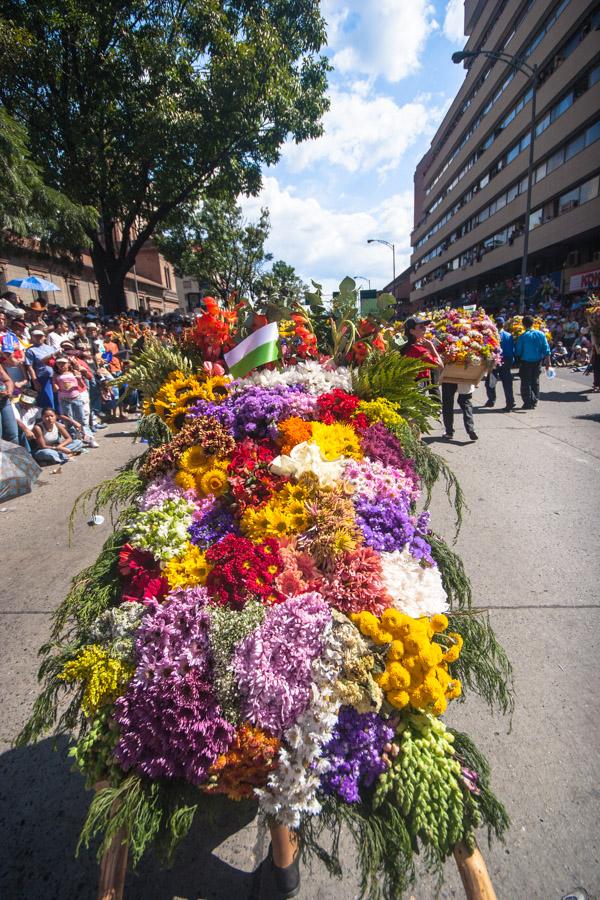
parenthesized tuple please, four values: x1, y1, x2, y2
(353, 274, 371, 289)
(367, 239, 396, 285)
(452, 49, 538, 314)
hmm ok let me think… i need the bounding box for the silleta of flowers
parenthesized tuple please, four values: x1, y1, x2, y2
(505, 314, 552, 342)
(423, 307, 501, 367)
(21, 303, 511, 896)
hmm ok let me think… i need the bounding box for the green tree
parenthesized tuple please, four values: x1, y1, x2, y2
(255, 259, 307, 305)
(0, 108, 96, 256)
(158, 198, 272, 300)
(0, 2, 329, 312)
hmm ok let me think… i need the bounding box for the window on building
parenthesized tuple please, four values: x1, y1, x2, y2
(68, 283, 81, 306)
(546, 148, 564, 173)
(164, 266, 172, 289)
(578, 176, 599, 204)
(565, 133, 585, 161)
(529, 209, 543, 229)
(558, 187, 580, 213)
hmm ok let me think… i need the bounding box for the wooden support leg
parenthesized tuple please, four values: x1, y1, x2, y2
(94, 782, 129, 900)
(97, 827, 129, 900)
(453, 842, 497, 900)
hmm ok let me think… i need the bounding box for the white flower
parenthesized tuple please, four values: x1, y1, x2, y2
(380, 549, 449, 618)
(270, 441, 347, 486)
(239, 361, 353, 394)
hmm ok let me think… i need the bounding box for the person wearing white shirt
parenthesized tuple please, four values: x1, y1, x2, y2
(47, 319, 73, 350)
(441, 381, 478, 442)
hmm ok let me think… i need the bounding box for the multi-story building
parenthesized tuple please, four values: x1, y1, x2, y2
(410, 0, 600, 308)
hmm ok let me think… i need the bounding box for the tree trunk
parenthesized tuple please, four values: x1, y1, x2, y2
(91, 244, 129, 314)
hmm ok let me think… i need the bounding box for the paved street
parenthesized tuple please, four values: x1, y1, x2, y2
(1, 373, 599, 900)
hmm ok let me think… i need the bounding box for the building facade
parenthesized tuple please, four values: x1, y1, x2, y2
(410, 0, 600, 309)
(0, 238, 181, 315)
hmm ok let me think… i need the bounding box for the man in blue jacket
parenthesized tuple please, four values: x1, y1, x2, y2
(515, 315, 551, 409)
(484, 316, 515, 411)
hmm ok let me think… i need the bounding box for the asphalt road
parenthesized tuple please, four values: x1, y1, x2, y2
(1, 372, 599, 900)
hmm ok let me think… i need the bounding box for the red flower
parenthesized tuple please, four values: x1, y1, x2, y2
(205, 535, 284, 608)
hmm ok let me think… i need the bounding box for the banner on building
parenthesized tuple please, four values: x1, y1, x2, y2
(569, 268, 600, 293)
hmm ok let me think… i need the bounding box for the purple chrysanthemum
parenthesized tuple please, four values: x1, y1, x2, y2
(188, 497, 239, 549)
(355, 495, 435, 563)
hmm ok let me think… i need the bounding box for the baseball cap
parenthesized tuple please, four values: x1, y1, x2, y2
(55, 356, 68, 363)
(496, 316, 505, 325)
(31, 328, 46, 336)
(404, 316, 432, 332)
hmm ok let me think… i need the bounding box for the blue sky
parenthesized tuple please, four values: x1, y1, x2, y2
(242, 0, 468, 296)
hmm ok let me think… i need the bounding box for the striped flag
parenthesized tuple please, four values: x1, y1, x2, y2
(223, 321, 280, 378)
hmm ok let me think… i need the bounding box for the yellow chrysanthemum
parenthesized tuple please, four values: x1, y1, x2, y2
(311, 421, 363, 461)
(59, 645, 133, 718)
(357, 398, 406, 430)
(174, 469, 197, 492)
(163, 543, 211, 589)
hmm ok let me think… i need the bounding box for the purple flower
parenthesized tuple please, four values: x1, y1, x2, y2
(188, 497, 239, 549)
(360, 423, 409, 469)
(233, 592, 331, 737)
(355, 496, 435, 564)
(189, 385, 316, 441)
(114, 588, 234, 785)
(321, 707, 394, 803)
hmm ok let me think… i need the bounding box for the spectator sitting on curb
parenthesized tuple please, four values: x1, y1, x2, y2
(32, 408, 84, 466)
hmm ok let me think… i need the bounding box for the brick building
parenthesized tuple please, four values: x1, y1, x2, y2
(410, 0, 600, 309)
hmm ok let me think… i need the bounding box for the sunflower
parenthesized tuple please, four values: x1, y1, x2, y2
(174, 469, 196, 492)
(196, 375, 232, 403)
(179, 445, 209, 476)
(197, 465, 229, 497)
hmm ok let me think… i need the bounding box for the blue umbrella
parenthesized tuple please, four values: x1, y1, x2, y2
(7, 275, 61, 292)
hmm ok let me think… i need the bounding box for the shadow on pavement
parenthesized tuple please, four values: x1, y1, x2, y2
(422, 436, 475, 447)
(572, 412, 600, 423)
(0, 737, 258, 900)
(538, 391, 590, 403)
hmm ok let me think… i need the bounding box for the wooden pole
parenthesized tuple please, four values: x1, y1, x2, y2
(453, 842, 497, 900)
(95, 782, 129, 900)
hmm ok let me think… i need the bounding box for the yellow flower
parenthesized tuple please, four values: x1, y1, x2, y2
(430, 613, 449, 633)
(174, 469, 196, 492)
(194, 374, 232, 403)
(311, 421, 363, 461)
(357, 398, 405, 430)
(59, 645, 133, 718)
(197, 467, 228, 497)
(179, 445, 208, 475)
(163, 543, 211, 589)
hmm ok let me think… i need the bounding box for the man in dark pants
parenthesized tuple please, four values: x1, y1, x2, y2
(442, 381, 478, 441)
(515, 315, 551, 409)
(484, 316, 515, 411)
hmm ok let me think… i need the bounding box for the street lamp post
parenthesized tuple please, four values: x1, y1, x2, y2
(353, 274, 371, 290)
(452, 50, 538, 314)
(367, 239, 396, 286)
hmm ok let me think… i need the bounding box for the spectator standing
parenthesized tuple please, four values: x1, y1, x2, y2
(47, 318, 73, 350)
(24, 329, 56, 410)
(515, 315, 551, 409)
(52, 357, 98, 447)
(0, 361, 20, 443)
(484, 316, 515, 411)
(32, 408, 83, 466)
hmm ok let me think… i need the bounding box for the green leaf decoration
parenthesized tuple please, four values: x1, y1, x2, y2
(352, 350, 440, 432)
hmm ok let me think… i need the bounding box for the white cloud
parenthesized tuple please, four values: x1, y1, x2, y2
(241, 177, 414, 295)
(283, 85, 447, 176)
(322, 0, 438, 83)
(443, 0, 466, 44)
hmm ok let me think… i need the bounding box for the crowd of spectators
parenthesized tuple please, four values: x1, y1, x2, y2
(0, 291, 186, 468)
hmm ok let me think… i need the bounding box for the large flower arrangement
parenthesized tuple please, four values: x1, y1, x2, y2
(585, 297, 600, 346)
(20, 317, 512, 896)
(424, 307, 501, 367)
(506, 314, 552, 342)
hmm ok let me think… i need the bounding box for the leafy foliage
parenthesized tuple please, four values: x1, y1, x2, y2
(353, 350, 441, 433)
(2, 0, 330, 310)
(0, 108, 96, 255)
(450, 730, 511, 846)
(115, 339, 194, 398)
(447, 612, 515, 717)
(157, 199, 272, 301)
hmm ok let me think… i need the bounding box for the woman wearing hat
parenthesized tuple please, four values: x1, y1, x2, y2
(401, 316, 444, 382)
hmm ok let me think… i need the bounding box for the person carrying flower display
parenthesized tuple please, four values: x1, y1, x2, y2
(514, 315, 551, 410)
(484, 316, 515, 411)
(400, 316, 445, 384)
(18, 298, 513, 900)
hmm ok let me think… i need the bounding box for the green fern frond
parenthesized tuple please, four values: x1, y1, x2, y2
(352, 351, 440, 432)
(116, 339, 194, 397)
